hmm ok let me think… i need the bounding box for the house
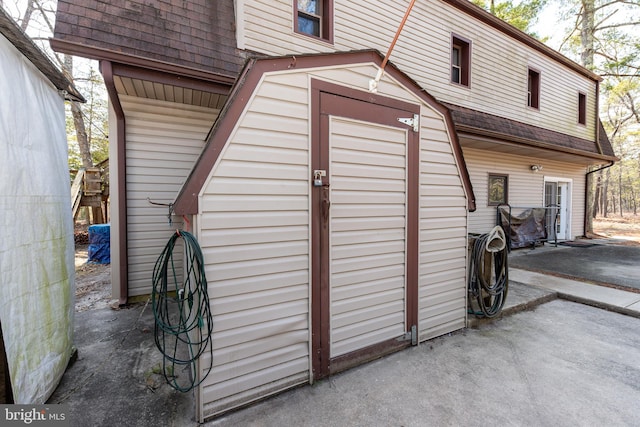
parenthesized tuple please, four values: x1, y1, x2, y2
(51, 0, 616, 420)
(0, 7, 83, 403)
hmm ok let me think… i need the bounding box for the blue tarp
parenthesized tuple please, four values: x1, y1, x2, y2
(88, 224, 110, 264)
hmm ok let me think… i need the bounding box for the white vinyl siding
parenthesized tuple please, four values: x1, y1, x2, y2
(418, 106, 468, 341)
(198, 73, 310, 420)
(196, 63, 469, 419)
(119, 96, 220, 296)
(463, 147, 586, 239)
(237, 0, 597, 141)
(329, 117, 407, 357)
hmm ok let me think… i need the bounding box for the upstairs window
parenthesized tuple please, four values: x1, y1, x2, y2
(528, 68, 540, 109)
(451, 35, 470, 86)
(295, 0, 333, 42)
(578, 92, 587, 125)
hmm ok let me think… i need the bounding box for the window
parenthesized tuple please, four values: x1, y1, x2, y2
(527, 68, 540, 109)
(578, 92, 587, 125)
(295, 0, 332, 42)
(488, 174, 508, 206)
(451, 35, 470, 86)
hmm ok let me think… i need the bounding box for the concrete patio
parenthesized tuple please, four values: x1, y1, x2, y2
(48, 239, 640, 426)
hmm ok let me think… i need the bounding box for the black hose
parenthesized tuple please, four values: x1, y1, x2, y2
(468, 230, 509, 318)
(152, 230, 213, 392)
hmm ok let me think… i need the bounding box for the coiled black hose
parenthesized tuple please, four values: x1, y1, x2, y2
(152, 230, 213, 392)
(468, 227, 509, 318)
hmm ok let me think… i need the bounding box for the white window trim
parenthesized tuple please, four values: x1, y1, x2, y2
(543, 176, 573, 240)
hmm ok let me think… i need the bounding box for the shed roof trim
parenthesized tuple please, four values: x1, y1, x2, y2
(173, 50, 477, 215)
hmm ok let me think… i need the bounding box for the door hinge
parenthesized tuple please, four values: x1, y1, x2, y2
(397, 114, 419, 132)
(402, 325, 418, 346)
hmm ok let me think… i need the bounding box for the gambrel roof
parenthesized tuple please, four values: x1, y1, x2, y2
(173, 50, 477, 215)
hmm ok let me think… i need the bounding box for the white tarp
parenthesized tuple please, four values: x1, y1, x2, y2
(0, 32, 75, 403)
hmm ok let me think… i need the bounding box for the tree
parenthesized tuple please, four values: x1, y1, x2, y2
(549, 0, 640, 228)
(471, 0, 549, 37)
(7, 0, 109, 223)
(64, 55, 92, 168)
(5, 0, 108, 171)
(477, 0, 640, 227)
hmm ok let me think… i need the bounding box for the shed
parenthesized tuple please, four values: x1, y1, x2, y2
(0, 8, 83, 403)
(173, 50, 475, 420)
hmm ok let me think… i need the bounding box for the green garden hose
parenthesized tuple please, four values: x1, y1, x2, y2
(152, 230, 213, 392)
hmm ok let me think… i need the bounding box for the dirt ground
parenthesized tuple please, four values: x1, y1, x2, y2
(592, 215, 640, 246)
(74, 244, 116, 312)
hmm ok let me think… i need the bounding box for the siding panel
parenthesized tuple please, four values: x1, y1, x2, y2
(121, 95, 219, 296)
(463, 147, 586, 238)
(197, 63, 470, 419)
(418, 105, 469, 342)
(240, 0, 598, 141)
(198, 76, 311, 419)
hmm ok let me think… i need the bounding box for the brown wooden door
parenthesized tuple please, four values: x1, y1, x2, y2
(311, 81, 419, 379)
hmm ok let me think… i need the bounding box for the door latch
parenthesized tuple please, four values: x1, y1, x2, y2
(313, 170, 326, 187)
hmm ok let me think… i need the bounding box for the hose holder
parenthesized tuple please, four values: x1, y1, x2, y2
(484, 225, 506, 253)
(468, 226, 509, 318)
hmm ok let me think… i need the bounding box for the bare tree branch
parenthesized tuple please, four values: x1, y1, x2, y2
(33, 0, 54, 33)
(593, 8, 619, 30)
(20, 0, 35, 31)
(594, 0, 640, 12)
(597, 21, 640, 30)
(623, 92, 640, 122)
(600, 73, 640, 77)
(559, 9, 583, 51)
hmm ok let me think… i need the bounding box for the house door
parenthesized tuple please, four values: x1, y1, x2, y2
(544, 180, 570, 240)
(311, 82, 419, 379)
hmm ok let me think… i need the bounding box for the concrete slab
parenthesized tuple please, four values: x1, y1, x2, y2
(510, 268, 640, 312)
(468, 281, 556, 328)
(208, 300, 640, 426)
(509, 242, 640, 290)
(49, 280, 640, 426)
(502, 280, 557, 310)
(50, 239, 640, 426)
(48, 301, 196, 426)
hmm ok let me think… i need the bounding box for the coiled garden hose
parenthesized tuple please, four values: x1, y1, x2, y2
(152, 230, 213, 392)
(468, 226, 509, 318)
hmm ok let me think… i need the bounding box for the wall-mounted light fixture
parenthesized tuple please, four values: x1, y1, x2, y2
(530, 165, 543, 172)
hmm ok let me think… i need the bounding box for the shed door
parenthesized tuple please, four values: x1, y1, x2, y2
(311, 83, 419, 379)
(330, 117, 407, 359)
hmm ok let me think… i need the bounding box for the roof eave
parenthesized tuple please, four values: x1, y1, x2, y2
(50, 38, 237, 87)
(457, 126, 618, 164)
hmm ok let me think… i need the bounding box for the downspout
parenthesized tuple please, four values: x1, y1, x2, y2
(594, 80, 603, 155)
(584, 161, 614, 237)
(100, 61, 129, 306)
(584, 78, 612, 237)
